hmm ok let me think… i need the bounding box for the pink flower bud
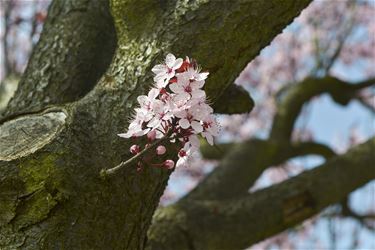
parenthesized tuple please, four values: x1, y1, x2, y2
(147, 130, 156, 141)
(156, 145, 166, 155)
(130, 144, 140, 154)
(163, 160, 175, 169)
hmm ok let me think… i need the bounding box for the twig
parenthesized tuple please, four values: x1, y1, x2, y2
(100, 132, 171, 179)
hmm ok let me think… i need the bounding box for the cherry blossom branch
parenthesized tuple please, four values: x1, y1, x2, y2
(100, 133, 171, 178)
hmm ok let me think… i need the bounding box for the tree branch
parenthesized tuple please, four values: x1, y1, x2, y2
(340, 198, 375, 230)
(200, 140, 335, 160)
(190, 139, 335, 201)
(148, 138, 375, 250)
(270, 76, 375, 142)
(101, 131, 173, 178)
(2, 0, 116, 119)
(286, 141, 336, 160)
(355, 95, 375, 114)
(110, 0, 312, 102)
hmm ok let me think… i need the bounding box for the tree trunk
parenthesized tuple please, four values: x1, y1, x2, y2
(0, 0, 311, 248)
(2, 0, 117, 120)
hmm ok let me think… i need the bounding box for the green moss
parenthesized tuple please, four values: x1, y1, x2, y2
(19, 154, 58, 193)
(12, 153, 66, 229)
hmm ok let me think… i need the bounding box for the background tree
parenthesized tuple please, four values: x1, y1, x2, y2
(0, 0, 374, 249)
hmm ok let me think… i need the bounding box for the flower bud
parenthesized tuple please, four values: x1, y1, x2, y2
(130, 144, 140, 154)
(163, 160, 175, 169)
(147, 130, 156, 141)
(156, 145, 166, 155)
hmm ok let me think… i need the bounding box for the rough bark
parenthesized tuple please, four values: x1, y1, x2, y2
(0, 0, 312, 249)
(148, 138, 375, 250)
(2, 0, 117, 120)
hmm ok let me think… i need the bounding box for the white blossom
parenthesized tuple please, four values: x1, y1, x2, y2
(119, 53, 218, 169)
(152, 53, 183, 87)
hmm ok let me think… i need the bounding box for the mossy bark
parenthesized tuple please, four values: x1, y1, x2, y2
(0, 0, 312, 248)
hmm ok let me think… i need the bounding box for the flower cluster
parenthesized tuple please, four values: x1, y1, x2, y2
(118, 53, 218, 169)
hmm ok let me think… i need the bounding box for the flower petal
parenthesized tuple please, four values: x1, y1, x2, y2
(169, 83, 184, 94)
(148, 88, 159, 100)
(117, 132, 132, 138)
(191, 80, 205, 89)
(196, 72, 209, 81)
(137, 95, 148, 106)
(179, 118, 190, 129)
(204, 132, 214, 145)
(174, 92, 190, 103)
(173, 58, 183, 69)
(191, 121, 203, 133)
(192, 89, 206, 99)
(189, 135, 200, 148)
(165, 54, 176, 68)
(152, 64, 166, 74)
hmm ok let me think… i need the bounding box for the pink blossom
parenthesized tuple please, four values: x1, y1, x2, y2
(147, 130, 157, 141)
(169, 71, 206, 102)
(175, 107, 203, 133)
(119, 53, 218, 169)
(130, 145, 140, 154)
(152, 54, 183, 87)
(156, 145, 166, 155)
(163, 160, 175, 169)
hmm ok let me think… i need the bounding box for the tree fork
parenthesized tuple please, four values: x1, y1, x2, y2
(0, 0, 312, 248)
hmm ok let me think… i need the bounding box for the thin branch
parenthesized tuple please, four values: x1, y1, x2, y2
(340, 198, 375, 230)
(100, 132, 171, 178)
(287, 141, 336, 160)
(324, 3, 356, 74)
(355, 96, 375, 114)
(324, 198, 375, 231)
